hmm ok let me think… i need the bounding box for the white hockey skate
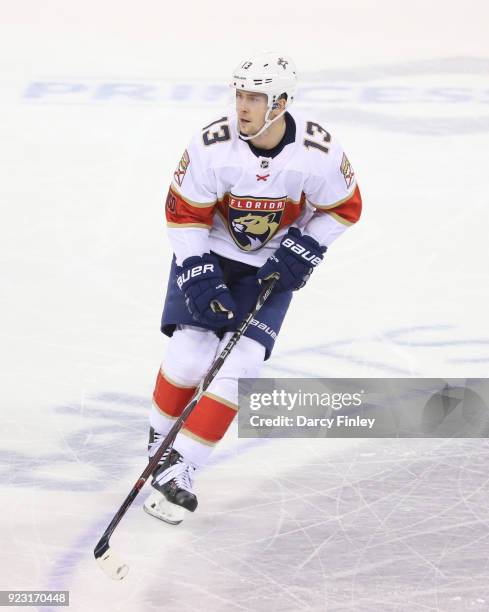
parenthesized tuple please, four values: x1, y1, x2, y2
(143, 489, 187, 525)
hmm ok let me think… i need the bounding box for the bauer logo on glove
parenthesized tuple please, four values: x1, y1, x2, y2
(176, 263, 215, 290)
(175, 254, 237, 327)
(256, 226, 327, 293)
(281, 237, 324, 266)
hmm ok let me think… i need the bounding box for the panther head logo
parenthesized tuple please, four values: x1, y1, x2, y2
(231, 212, 280, 251)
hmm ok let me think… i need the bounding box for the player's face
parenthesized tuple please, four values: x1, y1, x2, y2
(235, 90, 269, 135)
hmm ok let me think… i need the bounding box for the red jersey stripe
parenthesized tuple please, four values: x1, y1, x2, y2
(315, 184, 362, 224)
(165, 186, 216, 227)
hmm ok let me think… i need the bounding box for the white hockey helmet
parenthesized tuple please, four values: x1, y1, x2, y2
(230, 52, 298, 140)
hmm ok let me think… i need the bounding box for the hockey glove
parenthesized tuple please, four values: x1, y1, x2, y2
(176, 253, 236, 328)
(257, 227, 327, 292)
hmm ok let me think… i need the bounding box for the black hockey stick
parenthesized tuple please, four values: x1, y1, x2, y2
(94, 276, 278, 579)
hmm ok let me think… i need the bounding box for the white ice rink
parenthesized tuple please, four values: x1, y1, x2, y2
(1, 1, 489, 610)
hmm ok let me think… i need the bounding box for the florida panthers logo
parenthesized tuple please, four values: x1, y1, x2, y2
(227, 195, 285, 251)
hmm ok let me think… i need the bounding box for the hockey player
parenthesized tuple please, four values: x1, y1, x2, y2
(143, 52, 362, 524)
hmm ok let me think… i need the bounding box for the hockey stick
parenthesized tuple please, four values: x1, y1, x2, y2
(94, 276, 278, 580)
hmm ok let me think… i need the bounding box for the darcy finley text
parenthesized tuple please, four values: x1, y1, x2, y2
(249, 414, 376, 429)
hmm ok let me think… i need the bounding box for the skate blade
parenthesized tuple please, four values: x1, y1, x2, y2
(143, 491, 185, 525)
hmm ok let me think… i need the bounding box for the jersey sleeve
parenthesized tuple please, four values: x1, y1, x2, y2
(303, 135, 362, 246)
(164, 131, 218, 264)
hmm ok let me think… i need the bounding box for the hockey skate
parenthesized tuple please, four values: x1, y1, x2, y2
(143, 429, 198, 525)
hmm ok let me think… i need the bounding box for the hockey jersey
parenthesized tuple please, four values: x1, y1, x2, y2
(165, 111, 362, 267)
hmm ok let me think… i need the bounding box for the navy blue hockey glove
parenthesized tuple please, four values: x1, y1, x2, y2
(257, 227, 327, 292)
(176, 253, 236, 328)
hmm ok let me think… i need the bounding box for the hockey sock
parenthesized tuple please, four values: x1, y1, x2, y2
(173, 334, 265, 466)
(150, 368, 196, 434)
(149, 326, 220, 435)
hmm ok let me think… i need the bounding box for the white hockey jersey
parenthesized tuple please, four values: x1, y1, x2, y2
(165, 111, 362, 267)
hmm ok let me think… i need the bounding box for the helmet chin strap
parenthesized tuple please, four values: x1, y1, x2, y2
(238, 105, 287, 142)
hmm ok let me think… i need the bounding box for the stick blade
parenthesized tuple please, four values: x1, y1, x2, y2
(95, 546, 129, 580)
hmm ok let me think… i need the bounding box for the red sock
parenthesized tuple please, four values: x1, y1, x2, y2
(182, 393, 238, 444)
(153, 369, 196, 419)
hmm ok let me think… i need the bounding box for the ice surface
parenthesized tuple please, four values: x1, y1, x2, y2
(1, 1, 489, 610)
